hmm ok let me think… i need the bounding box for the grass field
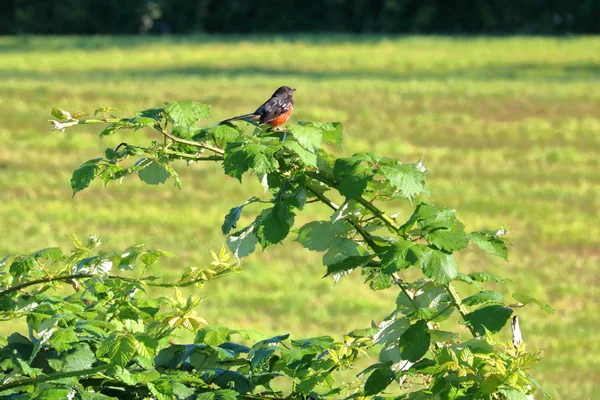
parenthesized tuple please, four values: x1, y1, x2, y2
(1, 35, 599, 398)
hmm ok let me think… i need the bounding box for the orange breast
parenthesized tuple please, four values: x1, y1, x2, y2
(267, 105, 293, 127)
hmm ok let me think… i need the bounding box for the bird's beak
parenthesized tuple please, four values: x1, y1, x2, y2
(290, 88, 296, 92)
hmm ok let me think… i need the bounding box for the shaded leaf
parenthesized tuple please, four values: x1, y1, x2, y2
(420, 248, 458, 285)
(466, 305, 513, 335)
(469, 231, 509, 260)
(399, 320, 430, 362)
(364, 366, 395, 395)
(139, 161, 170, 185)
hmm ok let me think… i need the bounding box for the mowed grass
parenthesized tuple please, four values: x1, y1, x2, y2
(1, 35, 599, 398)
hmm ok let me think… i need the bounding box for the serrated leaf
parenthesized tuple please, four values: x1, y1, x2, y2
(164, 100, 210, 126)
(458, 347, 474, 366)
(33, 247, 64, 262)
(139, 161, 170, 185)
(469, 231, 509, 260)
(226, 226, 258, 259)
(426, 225, 469, 252)
(420, 248, 458, 285)
(334, 156, 374, 198)
(49, 328, 78, 353)
(296, 221, 351, 252)
(480, 374, 502, 394)
(399, 320, 430, 362)
(466, 305, 513, 335)
(512, 292, 554, 313)
(255, 203, 295, 248)
(364, 366, 395, 395)
(281, 141, 317, 167)
(306, 121, 343, 148)
(462, 290, 505, 306)
(196, 327, 231, 346)
(71, 158, 102, 195)
(380, 163, 427, 200)
(211, 124, 242, 147)
(98, 333, 137, 366)
(289, 124, 322, 151)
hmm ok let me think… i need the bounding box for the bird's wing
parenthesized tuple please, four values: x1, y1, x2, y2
(257, 97, 292, 124)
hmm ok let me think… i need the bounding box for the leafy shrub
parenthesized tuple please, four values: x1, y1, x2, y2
(0, 102, 552, 399)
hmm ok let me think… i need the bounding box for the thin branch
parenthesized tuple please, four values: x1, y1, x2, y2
(155, 126, 224, 155)
(163, 149, 224, 162)
(0, 269, 234, 297)
(0, 364, 111, 392)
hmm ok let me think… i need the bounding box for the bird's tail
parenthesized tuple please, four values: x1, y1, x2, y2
(220, 114, 258, 125)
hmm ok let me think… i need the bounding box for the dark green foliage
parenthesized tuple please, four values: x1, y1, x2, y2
(4, 1, 599, 34)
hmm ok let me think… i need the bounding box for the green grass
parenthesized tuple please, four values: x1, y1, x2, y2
(1, 35, 599, 399)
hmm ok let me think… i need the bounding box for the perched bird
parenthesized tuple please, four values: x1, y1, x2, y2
(220, 86, 296, 130)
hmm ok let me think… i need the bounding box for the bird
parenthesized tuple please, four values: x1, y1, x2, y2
(220, 86, 296, 130)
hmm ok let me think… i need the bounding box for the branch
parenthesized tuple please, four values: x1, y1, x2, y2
(163, 149, 224, 162)
(156, 126, 224, 155)
(0, 269, 234, 298)
(0, 364, 111, 392)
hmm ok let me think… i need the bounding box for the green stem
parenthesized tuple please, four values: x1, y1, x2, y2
(163, 149, 224, 161)
(0, 270, 232, 298)
(155, 127, 224, 155)
(0, 364, 111, 392)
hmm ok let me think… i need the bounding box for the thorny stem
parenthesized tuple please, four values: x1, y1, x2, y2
(155, 125, 224, 155)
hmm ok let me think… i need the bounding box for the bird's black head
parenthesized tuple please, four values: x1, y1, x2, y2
(273, 86, 296, 97)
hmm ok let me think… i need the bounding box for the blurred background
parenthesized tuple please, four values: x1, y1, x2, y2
(1, 1, 599, 399)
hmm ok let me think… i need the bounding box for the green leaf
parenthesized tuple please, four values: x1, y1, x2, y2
(80, 392, 117, 400)
(33, 388, 74, 400)
(98, 333, 137, 366)
(71, 158, 102, 195)
(33, 247, 63, 261)
(51, 107, 72, 120)
(281, 141, 317, 167)
(222, 196, 260, 234)
(426, 225, 469, 252)
(296, 221, 350, 252)
(469, 231, 509, 260)
(380, 163, 427, 200)
(195, 327, 231, 346)
(324, 254, 372, 277)
(512, 293, 554, 313)
(364, 366, 395, 395)
(333, 156, 374, 198)
(469, 272, 511, 284)
(305, 121, 343, 149)
(9, 256, 35, 276)
(226, 226, 258, 259)
(462, 290, 505, 307)
(466, 305, 513, 335)
(139, 161, 170, 185)
(429, 330, 459, 342)
(499, 389, 529, 400)
(399, 320, 430, 362)
(48, 343, 96, 372)
(211, 124, 242, 147)
(289, 124, 322, 151)
(480, 374, 502, 394)
(164, 100, 211, 126)
(223, 142, 250, 181)
(255, 203, 295, 248)
(49, 328, 78, 353)
(420, 248, 458, 285)
(380, 239, 422, 272)
(197, 389, 239, 400)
